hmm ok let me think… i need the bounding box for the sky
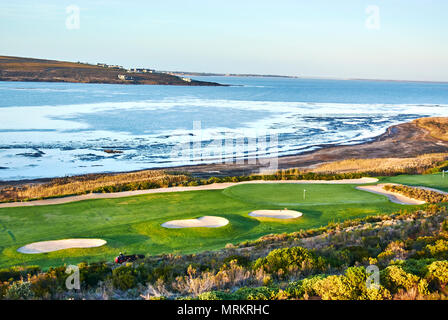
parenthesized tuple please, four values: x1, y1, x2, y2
(1, 0, 447, 81)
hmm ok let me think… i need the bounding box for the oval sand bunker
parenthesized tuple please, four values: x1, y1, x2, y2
(162, 216, 229, 228)
(18, 239, 107, 254)
(249, 209, 303, 219)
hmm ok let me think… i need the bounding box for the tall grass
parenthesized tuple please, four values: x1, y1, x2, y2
(310, 153, 448, 175)
(414, 117, 448, 141)
(0, 170, 190, 202)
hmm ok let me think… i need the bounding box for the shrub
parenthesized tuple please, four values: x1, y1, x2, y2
(112, 265, 137, 291)
(393, 259, 435, 278)
(283, 281, 305, 299)
(381, 266, 421, 294)
(300, 275, 326, 299)
(222, 255, 250, 268)
(426, 260, 448, 289)
(198, 291, 239, 300)
(5, 280, 34, 300)
(29, 272, 59, 299)
(312, 275, 353, 300)
(312, 267, 391, 300)
(0, 266, 41, 282)
(0, 281, 9, 299)
(79, 262, 112, 288)
(234, 286, 280, 300)
(365, 287, 392, 300)
(425, 240, 448, 259)
(253, 247, 325, 276)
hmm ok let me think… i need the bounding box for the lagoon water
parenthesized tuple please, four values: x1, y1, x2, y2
(1, 76, 448, 180)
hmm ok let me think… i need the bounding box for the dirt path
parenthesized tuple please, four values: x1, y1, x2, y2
(0, 177, 378, 208)
(356, 184, 426, 205)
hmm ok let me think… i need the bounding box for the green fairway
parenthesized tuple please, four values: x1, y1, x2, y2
(0, 183, 413, 269)
(222, 184, 385, 206)
(381, 173, 448, 192)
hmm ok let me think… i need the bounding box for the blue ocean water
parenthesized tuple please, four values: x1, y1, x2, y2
(0, 77, 447, 180)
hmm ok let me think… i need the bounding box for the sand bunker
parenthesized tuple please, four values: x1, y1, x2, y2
(249, 209, 303, 219)
(161, 216, 229, 228)
(356, 184, 426, 205)
(17, 238, 107, 254)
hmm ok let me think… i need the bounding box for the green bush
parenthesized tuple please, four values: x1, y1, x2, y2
(253, 247, 325, 276)
(29, 272, 59, 299)
(222, 255, 250, 268)
(78, 262, 112, 288)
(426, 260, 448, 289)
(0, 266, 41, 282)
(112, 265, 137, 291)
(392, 258, 435, 278)
(381, 265, 421, 294)
(312, 275, 353, 300)
(234, 286, 280, 300)
(5, 280, 34, 300)
(198, 291, 239, 300)
(425, 240, 448, 259)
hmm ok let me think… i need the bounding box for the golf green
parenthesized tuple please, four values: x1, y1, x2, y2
(0, 183, 413, 269)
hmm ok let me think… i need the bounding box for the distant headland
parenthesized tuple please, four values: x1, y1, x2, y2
(0, 56, 223, 86)
(163, 70, 299, 78)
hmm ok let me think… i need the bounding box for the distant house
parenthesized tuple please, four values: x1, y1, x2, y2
(128, 68, 155, 73)
(182, 77, 192, 82)
(109, 65, 123, 69)
(97, 63, 108, 68)
(118, 74, 133, 80)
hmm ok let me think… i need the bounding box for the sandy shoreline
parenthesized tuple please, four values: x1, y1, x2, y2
(159, 121, 448, 178)
(2, 120, 447, 188)
(0, 178, 378, 208)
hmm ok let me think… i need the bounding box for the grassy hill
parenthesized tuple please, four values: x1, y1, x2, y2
(0, 56, 222, 86)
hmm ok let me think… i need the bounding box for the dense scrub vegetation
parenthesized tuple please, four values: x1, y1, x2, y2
(384, 184, 448, 203)
(1, 205, 447, 300)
